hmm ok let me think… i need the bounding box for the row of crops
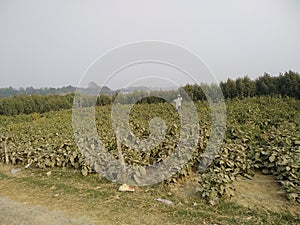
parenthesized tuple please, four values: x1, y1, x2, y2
(0, 97, 299, 204)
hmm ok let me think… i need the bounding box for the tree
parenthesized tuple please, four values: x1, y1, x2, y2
(255, 73, 276, 96)
(242, 76, 256, 97)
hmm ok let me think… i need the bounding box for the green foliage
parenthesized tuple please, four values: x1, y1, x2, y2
(0, 93, 116, 116)
(0, 94, 74, 116)
(1, 70, 299, 117)
(220, 71, 300, 99)
(194, 97, 299, 204)
(0, 97, 299, 205)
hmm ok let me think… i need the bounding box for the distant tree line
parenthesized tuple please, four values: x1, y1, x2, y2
(0, 84, 113, 98)
(0, 71, 299, 116)
(113, 90, 177, 104)
(0, 93, 118, 116)
(182, 70, 300, 101)
(220, 70, 300, 99)
(0, 85, 77, 98)
(0, 94, 74, 116)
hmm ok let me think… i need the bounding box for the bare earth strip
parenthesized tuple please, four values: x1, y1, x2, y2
(231, 173, 300, 216)
(0, 164, 299, 224)
(0, 196, 91, 225)
(0, 164, 174, 225)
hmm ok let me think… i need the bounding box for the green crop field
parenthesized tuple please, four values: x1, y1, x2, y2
(0, 96, 300, 224)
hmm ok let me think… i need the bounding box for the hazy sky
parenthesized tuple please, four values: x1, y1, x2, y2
(0, 0, 300, 89)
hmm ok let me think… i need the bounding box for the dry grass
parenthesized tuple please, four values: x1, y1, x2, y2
(0, 163, 299, 225)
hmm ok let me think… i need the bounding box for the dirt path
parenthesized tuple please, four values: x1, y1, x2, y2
(0, 164, 175, 225)
(0, 196, 91, 225)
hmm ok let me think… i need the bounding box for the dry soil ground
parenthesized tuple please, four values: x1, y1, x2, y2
(0, 164, 299, 225)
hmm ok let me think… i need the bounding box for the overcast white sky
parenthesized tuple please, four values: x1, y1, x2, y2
(0, 0, 300, 89)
